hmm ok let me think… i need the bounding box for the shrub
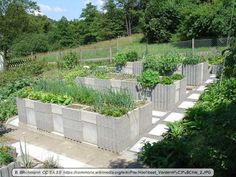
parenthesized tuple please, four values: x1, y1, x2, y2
(144, 55, 182, 75)
(160, 76, 173, 85)
(126, 51, 138, 62)
(139, 79, 236, 177)
(58, 52, 79, 69)
(114, 53, 127, 66)
(208, 56, 224, 65)
(183, 56, 202, 65)
(0, 146, 15, 167)
(223, 39, 236, 78)
(138, 69, 160, 89)
(0, 99, 17, 123)
(171, 73, 184, 80)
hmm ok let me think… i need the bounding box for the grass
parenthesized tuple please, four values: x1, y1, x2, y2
(13, 33, 227, 63)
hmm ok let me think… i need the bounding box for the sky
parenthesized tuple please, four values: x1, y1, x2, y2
(35, 0, 104, 20)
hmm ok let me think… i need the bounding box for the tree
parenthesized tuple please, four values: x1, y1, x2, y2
(0, 0, 38, 60)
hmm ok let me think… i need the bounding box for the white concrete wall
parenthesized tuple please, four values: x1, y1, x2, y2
(0, 54, 4, 72)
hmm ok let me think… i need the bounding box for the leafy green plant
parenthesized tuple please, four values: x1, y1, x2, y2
(114, 53, 127, 66)
(208, 56, 224, 65)
(58, 52, 79, 69)
(171, 73, 184, 80)
(160, 76, 173, 85)
(144, 55, 182, 75)
(0, 99, 17, 123)
(183, 56, 202, 65)
(223, 39, 236, 78)
(138, 69, 160, 88)
(0, 146, 15, 167)
(126, 51, 138, 62)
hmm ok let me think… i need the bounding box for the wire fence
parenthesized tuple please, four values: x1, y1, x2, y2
(4, 37, 229, 70)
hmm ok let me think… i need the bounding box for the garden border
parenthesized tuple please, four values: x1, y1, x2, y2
(122, 61, 143, 75)
(0, 162, 20, 177)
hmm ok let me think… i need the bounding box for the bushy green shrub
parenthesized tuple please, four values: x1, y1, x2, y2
(0, 99, 17, 123)
(183, 56, 202, 65)
(11, 33, 49, 57)
(160, 76, 173, 85)
(138, 69, 160, 89)
(114, 53, 127, 66)
(208, 56, 224, 65)
(144, 55, 182, 75)
(126, 51, 138, 62)
(58, 52, 79, 69)
(171, 73, 184, 80)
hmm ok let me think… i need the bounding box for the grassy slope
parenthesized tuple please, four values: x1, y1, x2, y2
(33, 34, 225, 62)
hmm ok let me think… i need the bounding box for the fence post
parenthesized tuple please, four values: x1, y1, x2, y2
(80, 48, 83, 61)
(109, 47, 112, 63)
(192, 38, 195, 57)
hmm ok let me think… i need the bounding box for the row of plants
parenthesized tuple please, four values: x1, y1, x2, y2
(113, 51, 138, 66)
(18, 79, 136, 117)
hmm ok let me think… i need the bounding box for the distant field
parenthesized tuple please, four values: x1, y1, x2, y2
(19, 34, 227, 63)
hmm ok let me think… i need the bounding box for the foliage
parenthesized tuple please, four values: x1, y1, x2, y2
(171, 73, 184, 80)
(223, 39, 236, 78)
(0, 99, 17, 123)
(58, 52, 79, 69)
(160, 76, 173, 85)
(0, 145, 15, 167)
(138, 69, 160, 89)
(139, 79, 236, 177)
(126, 51, 138, 62)
(114, 53, 127, 66)
(42, 157, 59, 169)
(30, 79, 135, 117)
(19, 141, 32, 168)
(144, 55, 182, 75)
(18, 87, 73, 106)
(11, 33, 49, 57)
(182, 56, 202, 65)
(208, 56, 224, 65)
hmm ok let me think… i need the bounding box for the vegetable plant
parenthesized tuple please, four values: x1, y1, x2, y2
(126, 51, 138, 62)
(138, 69, 160, 88)
(114, 53, 127, 66)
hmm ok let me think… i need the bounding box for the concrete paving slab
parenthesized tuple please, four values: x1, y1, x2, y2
(152, 111, 167, 117)
(164, 112, 185, 123)
(205, 79, 214, 84)
(188, 93, 201, 100)
(152, 118, 160, 124)
(178, 101, 196, 109)
(197, 86, 206, 92)
(129, 137, 158, 153)
(149, 124, 169, 137)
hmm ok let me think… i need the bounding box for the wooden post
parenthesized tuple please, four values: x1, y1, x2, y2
(109, 47, 112, 63)
(192, 38, 195, 57)
(80, 48, 83, 61)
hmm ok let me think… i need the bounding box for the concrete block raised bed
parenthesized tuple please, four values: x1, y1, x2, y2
(151, 78, 187, 111)
(122, 61, 143, 75)
(76, 77, 139, 100)
(17, 98, 152, 153)
(182, 62, 210, 86)
(0, 161, 20, 177)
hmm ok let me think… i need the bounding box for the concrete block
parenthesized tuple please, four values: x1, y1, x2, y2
(63, 118, 82, 131)
(53, 114, 64, 134)
(34, 101, 51, 113)
(84, 77, 95, 88)
(26, 108, 36, 126)
(25, 99, 35, 109)
(75, 77, 85, 85)
(81, 110, 97, 124)
(51, 104, 64, 114)
(122, 61, 143, 75)
(16, 98, 27, 124)
(94, 78, 111, 91)
(35, 111, 53, 132)
(64, 127, 83, 142)
(110, 79, 122, 89)
(83, 122, 97, 145)
(62, 107, 81, 121)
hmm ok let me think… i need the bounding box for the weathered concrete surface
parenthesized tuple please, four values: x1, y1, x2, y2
(4, 124, 138, 168)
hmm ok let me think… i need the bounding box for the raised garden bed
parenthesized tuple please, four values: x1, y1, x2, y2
(182, 62, 210, 86)
(121, 61, 143, 75)
(17, 98, 152, 153)
(76, 76, 139, 100)
(151, 77, 187, 111)
(0, 161, 20, 177)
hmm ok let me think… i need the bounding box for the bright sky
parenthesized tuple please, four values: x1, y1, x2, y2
(35, 0, 104, 20)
